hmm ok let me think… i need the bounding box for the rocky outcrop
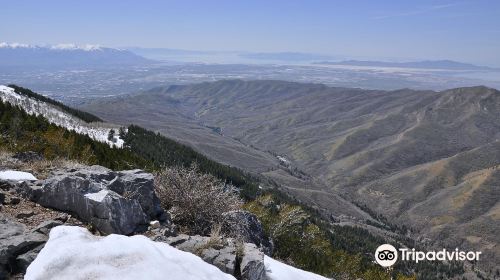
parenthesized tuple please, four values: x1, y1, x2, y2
(239, 243, 266, 280)
(109, 169, 164, 220)
(20, 166, 166, 235)
(0, 215, 47, 278)
(154, 234, 266, 280)
(0, 165, 173, 278)
(32, 220, 64, 235)
(2, 165, 271, 279)
(221, 210, 273, 255)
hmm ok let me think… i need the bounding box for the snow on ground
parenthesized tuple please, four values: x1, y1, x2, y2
(277, 156, 290, 165)
(50, 43, 102, 51)
(264, 256, 331, 280)
(25, 226, 236, 280)
(0, 85, 124, 148)
(0, 170, 37, 181)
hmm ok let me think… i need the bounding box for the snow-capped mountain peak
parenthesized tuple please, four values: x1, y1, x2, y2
(0, 42, 104, 51)
(50, 43, 103, 51)
(0, 43, 149, 67)
(0, 42, 33, 49)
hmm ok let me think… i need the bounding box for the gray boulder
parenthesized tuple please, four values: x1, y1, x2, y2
(157, 234, 266, 280)
(32, 220, 64, 235)
(23, 166, 166, 235)
(0, 180, 10, 191)
(15, 244, 44, 272)
(221, 210, 273, 255)
(109, 169, 164, 219)
(0, 215, 47, 277)
(240, 243, 266, 280)
(0, 179, 27, 192)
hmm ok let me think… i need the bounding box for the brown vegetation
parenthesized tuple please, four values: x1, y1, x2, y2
(154, 165, 242, 235)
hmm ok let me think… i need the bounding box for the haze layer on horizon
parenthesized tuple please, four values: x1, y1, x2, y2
(1, 0, 499, 67)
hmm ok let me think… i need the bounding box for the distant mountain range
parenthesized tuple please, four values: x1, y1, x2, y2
(315, 59, 497, 71)
(2, 43, 497, 71)
(0, 43, 150, 68)
(127, 47, 216, 57)
(239, 52, 336, 62)
(126, 48, 337, 63)
(127, 46, 497, 69)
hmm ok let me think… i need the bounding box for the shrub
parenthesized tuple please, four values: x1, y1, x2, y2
(245, 194, 418, 279)
(154, 165, 242, 235)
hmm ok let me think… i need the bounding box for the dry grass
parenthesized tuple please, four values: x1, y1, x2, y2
(0, 150, 82, 179)
(206, 224, 225, 249)
(0, 149, 13, 163)
(452, 169, 492, 210)
(235, 239, 245, 258)
(195, 224, 226, 255)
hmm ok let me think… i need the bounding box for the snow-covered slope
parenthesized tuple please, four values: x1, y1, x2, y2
(25, 226, 236, 280)
(0, 85, 123, 147)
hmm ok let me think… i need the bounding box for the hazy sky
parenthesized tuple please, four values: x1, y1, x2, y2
(2, 0, 500, 66)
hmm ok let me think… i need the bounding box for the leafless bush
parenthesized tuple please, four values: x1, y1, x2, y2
(154, 165, 243, 235)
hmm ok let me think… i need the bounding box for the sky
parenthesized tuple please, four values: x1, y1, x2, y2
(1, 0, 500, 66)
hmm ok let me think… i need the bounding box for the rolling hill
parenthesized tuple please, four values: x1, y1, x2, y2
(82, 80, 500, 271)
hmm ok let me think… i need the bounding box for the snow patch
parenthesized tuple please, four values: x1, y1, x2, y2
(25, 226, 236, 280)
(264, 256, 330, 280)
(84, 190, 109, 202)
(0, 85, 124, 148)
(277, 156, 290, 165)
(0, 170, 37, 181)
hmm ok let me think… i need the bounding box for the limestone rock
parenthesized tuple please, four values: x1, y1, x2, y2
(21, 165, 166, 235)
(32, 220, 64, 235)
(0, 215, 47, 277)
(159, 234, 266, 280)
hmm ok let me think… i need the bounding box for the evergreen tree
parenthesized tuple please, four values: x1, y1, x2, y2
(108, 129, 116, 142)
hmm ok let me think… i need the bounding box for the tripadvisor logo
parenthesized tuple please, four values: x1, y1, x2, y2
(375, 244, 398, 267)
(374, 244, 482, 267)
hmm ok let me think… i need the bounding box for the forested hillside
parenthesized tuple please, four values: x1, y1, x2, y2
(0, 89, 467, 279)
(8, 85, 103, 122)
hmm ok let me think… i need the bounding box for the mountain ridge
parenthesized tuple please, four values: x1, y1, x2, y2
(82, 79, 500, 271)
